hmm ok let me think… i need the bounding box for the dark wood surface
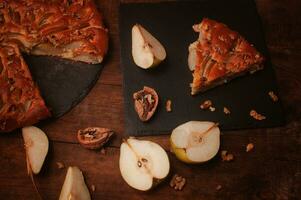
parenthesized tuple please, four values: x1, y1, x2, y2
(0, 0, 300, 199)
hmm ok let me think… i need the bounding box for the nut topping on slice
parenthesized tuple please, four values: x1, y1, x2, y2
(77, 127, 114, 150)
(133, 86, 159, 122)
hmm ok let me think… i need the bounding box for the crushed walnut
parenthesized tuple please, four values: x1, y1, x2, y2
(223, 107, 230, 115)
(166, 100, 172, 112)
(250, 110, 266, 120)
(209, 106, 216, 112)
(91, 184, 96, 192)
(200, 100, 212, 110)
(216, 185, 222, 191)
(56, 162, 65, 169)
(246, 143, 254, 152)
(221, 150, 234, 162)
(170, 174, 186, 191)
(268, 91, 278, 102)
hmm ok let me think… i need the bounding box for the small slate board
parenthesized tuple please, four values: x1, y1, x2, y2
(24, 55, 103, 118)
(119, 0, 285, 136)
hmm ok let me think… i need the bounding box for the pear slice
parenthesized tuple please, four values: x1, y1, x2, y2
(132, 24, 166, 69)
(22, 126, 49, 174)
(59, 166, 91, 200)
(119, 138, 170, 191)
(170, 121, 220, 164)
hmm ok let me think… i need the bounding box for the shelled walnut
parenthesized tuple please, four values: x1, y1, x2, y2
(133, 86, 159, 122)
(77, 127, 114, 150)
(170, 174, 186, 191)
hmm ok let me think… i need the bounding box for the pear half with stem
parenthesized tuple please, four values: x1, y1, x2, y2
(170, 121, 220, 164)
(22, 126, 49, 175)
(132, 24, 166, 69)
(119, 138, 170, 191)
(59, 166, 91, 200)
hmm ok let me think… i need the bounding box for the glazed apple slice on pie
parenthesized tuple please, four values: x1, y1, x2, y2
(188, 18, 264, 95)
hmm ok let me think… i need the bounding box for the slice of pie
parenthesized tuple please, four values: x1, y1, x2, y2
(188, 18, 264, 95)
(0, 0, 108, 132)
(0, 42, 51, 132)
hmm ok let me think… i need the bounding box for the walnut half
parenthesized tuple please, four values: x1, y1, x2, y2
(133, 86, 159, 122)
(77, 127, 114, 150)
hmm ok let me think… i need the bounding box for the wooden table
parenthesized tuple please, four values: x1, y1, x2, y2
(0, 0, 300, 199)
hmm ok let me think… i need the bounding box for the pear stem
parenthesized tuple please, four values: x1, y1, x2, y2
(200, 122, 219, 138)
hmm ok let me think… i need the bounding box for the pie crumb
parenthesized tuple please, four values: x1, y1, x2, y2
(268, 91, 278, 102)
(221, 150, 234, 162)
(209, 106, 216, 112)
(250, 110, 266, 120)
(246, 143, 254, 152)
(223, 107, 230, 115)
(166, 100, 172, 112)
(200, 100, 212, 110)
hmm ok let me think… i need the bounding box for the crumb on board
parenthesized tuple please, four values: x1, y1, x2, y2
(268, 91, 278, 102)
(246, 143, 254, 152)
(221, 150, 234, 162)
(209, 106, 216, 112)
(166, 100, 172, 112)
(200, 100, 212, 110)
(223, 107, 230, 115)
(250, 110, 266, 120)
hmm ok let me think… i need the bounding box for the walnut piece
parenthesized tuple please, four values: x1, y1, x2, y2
(200, 100, 212, 110)
(77, 127, 114, 150)
(216, 185, 222, 191)
(221, 150, 234, 162)
(166, 99, 172, 112)
(268, 91, 278, 102)
(209, 106, 216, 112)
(133, 86, 159, 122)
(170, 174, 186, 191)
(246, 143, 254, 152)
(223, 107, 230, 115)
(91, 184, 96, 192)
(250, 110, 266, 120)
(56, 162, 65, 169)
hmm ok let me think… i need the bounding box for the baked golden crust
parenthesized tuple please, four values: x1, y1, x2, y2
(0, 0, 108, 132)
(0, 43, 50, 132)
(189, 18, 264, 95)
(0, 0, 108, 63)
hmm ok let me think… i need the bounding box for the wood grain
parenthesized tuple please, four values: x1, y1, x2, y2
(0, 0, 300, 199)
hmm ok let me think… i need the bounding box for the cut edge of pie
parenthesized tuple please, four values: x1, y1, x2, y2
(0, 42, 51, 133)
(188, 18, 264, 95)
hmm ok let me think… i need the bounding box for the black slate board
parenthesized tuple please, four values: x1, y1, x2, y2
(23, 55, 103, 118)
(119, 0, 285, 136)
